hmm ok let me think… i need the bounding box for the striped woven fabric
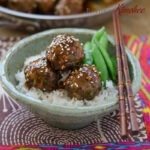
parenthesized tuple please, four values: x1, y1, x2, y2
(124, 35, 150, 140)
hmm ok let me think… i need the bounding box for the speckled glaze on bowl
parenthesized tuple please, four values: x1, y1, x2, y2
(0, 28, 141, 129)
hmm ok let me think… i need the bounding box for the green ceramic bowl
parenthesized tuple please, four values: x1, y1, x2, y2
(0, 28, 141, 129)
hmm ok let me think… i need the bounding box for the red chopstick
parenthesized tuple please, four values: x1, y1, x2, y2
(113, 11, 139, 137)
(113, 12, 127, 138)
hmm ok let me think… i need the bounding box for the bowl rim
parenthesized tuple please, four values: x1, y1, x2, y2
(0, 0, 131, 20)
(0, 28, 141, 115)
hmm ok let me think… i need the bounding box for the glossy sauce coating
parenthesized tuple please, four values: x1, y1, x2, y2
(55, 0, 85, 15)
(24, 57, 58, 92)
(36, 0, 56, 14)
(7, 0, 37, 13)
(0, 0, 119, 15)
(64, 64, 102, 100)
(46, 34, 84, 71)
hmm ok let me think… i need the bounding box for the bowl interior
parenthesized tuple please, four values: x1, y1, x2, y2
(0, 28, 141, 116)
(7, 30, 133, 86)
(6, 30, 95, 86)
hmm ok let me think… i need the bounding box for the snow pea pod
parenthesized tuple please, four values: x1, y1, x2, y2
(92, 29, 117, 82)
(83, 42, 93, 65)
(91, 43, 109, 86)
(93, 27, 105, 40)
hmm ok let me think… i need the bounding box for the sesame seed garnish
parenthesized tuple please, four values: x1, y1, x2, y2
(48, 34, 80, 53)
(61, 65, 65, 69)
(77, 75, 80, 79)
(91, 81, 94, 84)
(74, 83, 78, 88)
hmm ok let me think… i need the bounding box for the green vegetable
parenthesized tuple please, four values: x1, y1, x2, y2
(92, 28, 117, 82)
(91, 43, 109, 86)
(83, 27, 118, 86)
(83, 42, 94, 65)
(99, 32, 108, 52)
(93, 27, 105, 41)
(110, 56, 117, 83)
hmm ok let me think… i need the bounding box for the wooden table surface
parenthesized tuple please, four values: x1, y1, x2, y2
(0, 0, 149, 37)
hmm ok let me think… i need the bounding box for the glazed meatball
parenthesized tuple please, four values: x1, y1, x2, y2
(57, 70, 72, 89)
(46, 34, 84, 71)
(36, 0, 56, 14)
(24, 57, 58, 92)
(0, 0, 8, 6)
(85, 0, 105, 12)
(55, 0, 85, 15)
(102, 0, 118, 5)
(64, 65, 102, 100)
(7, 0, 37, 13)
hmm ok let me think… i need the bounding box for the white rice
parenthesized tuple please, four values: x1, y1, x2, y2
(15, 52, 118, 107)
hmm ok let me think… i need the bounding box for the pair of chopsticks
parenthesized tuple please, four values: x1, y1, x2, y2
(113, 11, 139, 138)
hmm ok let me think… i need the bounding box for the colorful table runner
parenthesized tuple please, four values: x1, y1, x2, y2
(1, 142, 150, 150)
(124, 35, 150, 141)
(0, 36, 149, 146)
